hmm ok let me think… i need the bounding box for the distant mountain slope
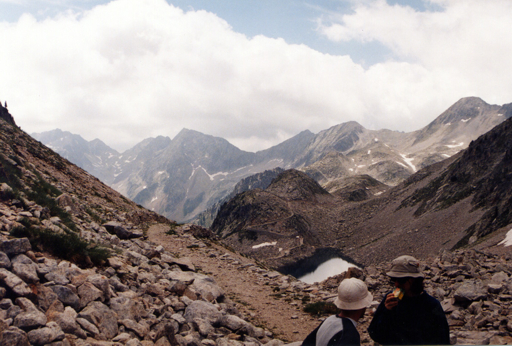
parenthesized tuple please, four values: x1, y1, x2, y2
(211, 169, 384, 268)
(1, 105, 170, 236)
(211, 116, 512, 267)
(32, 129, 119, 184)
(192, 167, 285, 226)
(34, 97, 512, 223)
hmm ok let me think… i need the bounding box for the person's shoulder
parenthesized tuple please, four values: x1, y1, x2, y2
(421, 292, 443, 307)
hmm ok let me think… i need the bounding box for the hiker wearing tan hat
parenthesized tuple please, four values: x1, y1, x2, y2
(302, 278, 373, 346)
(368, 255, 450, 345)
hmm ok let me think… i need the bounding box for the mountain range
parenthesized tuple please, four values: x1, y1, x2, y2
(211, 114, 512, 269)
(4, 96, 512, 346)
(33, 97, 512, 224)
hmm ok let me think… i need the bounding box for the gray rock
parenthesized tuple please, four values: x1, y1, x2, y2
(110, 296, 147, 321)
(13, 297, 47, 329)
(78, 301, 118, 339)
(76, 317, 100, 336)
(487, 283, 503, 294)
(149, 321, 178, 345)
(454, 331, 491, 345)
(86, 274, 111, 300)
(52, 306, 87, 339)
(56, 194, 79, 215)
(171, 313, 186, 325)
(7, 304, 22, 319)
(190, 275, 224, 302)
(0, 238, 31, 256)
(468, 301, 483, 315)
(119, 319, 149, 338)
(491, 271, 509, 284)
(78, 282, 104, 308)
(0, 268, 32, 297)
(128, 250, 148, 266)
(51, 285, 80, 311)
(184, 301, 222, 325)
(220, 314, 250, 332)
(27, 321, 65, 345)
(112, 332, 132, 343)
(12, 254, 39, 283)
(44, 272, 70, 285)
(36, 285, 61, 312)
(454, 280, 487, 303)
(0, 326, 30, 346)
(0, 298, 13, 310)
(103, 221, 143, 239)
(109, 276, 129, 292)
(0, 251, 11, 269)
(216, 338, 245, 346)
(173, 257, 196, 272)
(192, 317, 214, 337)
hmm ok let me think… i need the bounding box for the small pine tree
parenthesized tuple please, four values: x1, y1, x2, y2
(4, 101, 7, 109)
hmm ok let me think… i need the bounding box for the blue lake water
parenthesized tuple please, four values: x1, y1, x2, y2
(298, 257, 358, 284)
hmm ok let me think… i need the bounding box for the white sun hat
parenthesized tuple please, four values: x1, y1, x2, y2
(334, 278, 373, 310)
(386, 255, 424, 278)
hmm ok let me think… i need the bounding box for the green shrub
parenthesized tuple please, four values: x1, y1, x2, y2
(304, 301, 339, 316)
(85, 207, 104, 224)
(10, 226, 111, 267)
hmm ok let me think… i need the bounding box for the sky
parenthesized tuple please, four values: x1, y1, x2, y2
(1, 0, 512, 153)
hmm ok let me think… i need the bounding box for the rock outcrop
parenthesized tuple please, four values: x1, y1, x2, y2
(0, 103, 15, 126)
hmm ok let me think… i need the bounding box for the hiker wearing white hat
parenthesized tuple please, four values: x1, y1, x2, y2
(368, 255, 450, 345)
(302, 278, 373, 346)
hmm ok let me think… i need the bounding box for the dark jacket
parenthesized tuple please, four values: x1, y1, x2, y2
(302, 315, 360, 346)
(368, 291, 450, 345)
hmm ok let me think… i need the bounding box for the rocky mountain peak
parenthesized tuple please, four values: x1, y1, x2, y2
(435, 97, 490, 125)
(266, 169, 329, 201)
(402, 116, 512, 246)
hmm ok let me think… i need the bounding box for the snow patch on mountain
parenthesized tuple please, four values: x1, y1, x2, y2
(446, 142, 464, 149)
(400, 154, 416, 172)
(498, 229, 512, 247)
(252, 241, 277, 249)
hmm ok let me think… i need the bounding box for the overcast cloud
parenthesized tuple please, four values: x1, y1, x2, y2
(1, 0, 512, 152)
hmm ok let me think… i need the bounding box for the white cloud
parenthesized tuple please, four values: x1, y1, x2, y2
(1, 0, 511, 153)
(318, 0, 512, 104)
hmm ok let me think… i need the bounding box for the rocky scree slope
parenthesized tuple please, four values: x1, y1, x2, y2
(0, 108, 287, 346)
(211, 116, 512, 269)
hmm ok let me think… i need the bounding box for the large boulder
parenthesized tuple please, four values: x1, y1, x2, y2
(78, 301, 118, 340)
(0, 269, 32, 296)
(13, 298, 47, 329)
(454, 280, 488, 303)
(0, 326, 30, 346)
(12, 254, 39, 283)
(51, 285, 80, 311)
(103, 221, 143, 240)
(0, 238, 31, 256)
(184, 301, 222, 325)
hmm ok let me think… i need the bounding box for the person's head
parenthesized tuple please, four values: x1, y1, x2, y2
(334, 278, 373, 321)
(387, 255, 424, 296)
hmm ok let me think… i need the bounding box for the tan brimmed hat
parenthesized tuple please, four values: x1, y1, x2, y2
(386, 255, 424, 278)
(334, 278, 373, 310)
